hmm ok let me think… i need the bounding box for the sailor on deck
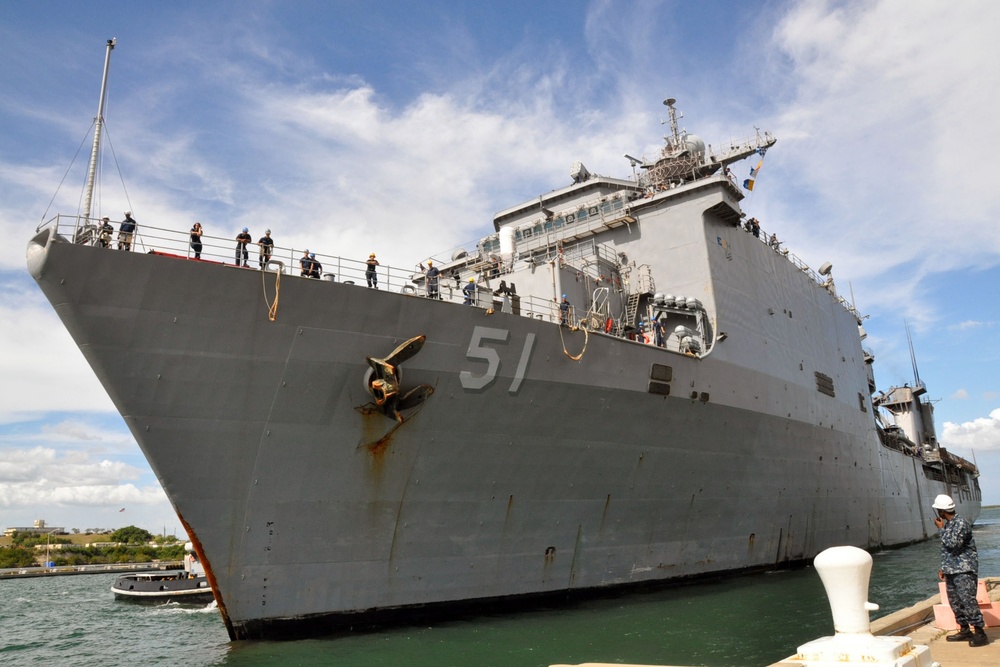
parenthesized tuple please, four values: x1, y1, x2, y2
(99, 217, 114, 248)
(424, 261, 440, 299)
(235, 227, 252, 267)
(653, 318, 665, 347)
(559, 294, 570, 326)
(118, 211, 137, 251)
(190, 222, 203, 259)
(307, 253, 321, 279)
(258, 229, 274, 269)
(366, 253, 380, 288)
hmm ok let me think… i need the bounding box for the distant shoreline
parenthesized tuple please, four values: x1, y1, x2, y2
(0, 561, 183, 580)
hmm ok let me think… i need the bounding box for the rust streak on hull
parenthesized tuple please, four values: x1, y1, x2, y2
(176, 511, 233, 639)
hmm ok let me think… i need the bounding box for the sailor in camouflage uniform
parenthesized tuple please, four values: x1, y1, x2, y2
(933, 494, 989, 647)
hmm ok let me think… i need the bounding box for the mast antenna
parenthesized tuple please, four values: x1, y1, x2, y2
(662, 98, 681, 148)
(82, 38, 116, 225)
(905, 319, 923, 390)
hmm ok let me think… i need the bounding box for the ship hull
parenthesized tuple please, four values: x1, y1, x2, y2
(28, 229, 980, 639)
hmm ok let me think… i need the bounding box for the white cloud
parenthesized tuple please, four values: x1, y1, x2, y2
(950, 389, 969, 400)
(0, 445, 175, 533)
(244, 85, 550, 263)
(42, 484, 165, 507)
(0, 446, 142, 487)
(953, 320, 994, 331)
(767, 1, 1000, 299)
(40, 421, 101, 441)
(0, 280, 116, 422)
(942, 408, 1000, 452)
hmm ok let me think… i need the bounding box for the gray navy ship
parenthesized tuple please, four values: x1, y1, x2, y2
(26, 42, 981, 640)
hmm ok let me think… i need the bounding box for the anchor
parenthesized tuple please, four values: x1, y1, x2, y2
(365, 335, 434, 422)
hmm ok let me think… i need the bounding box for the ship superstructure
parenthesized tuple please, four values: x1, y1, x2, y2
(26, 44, 980, 640)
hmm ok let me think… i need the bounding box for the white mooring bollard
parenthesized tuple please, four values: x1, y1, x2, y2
(778, 545, 938, 667)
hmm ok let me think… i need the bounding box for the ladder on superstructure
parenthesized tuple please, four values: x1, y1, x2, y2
(617, 265, 656, 336)
(620, 292, 642, 336)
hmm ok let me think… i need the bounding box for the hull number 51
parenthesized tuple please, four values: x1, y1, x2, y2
(459, 326, 536, 393)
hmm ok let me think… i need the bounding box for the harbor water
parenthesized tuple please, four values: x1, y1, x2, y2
(3, 507, 998, 667)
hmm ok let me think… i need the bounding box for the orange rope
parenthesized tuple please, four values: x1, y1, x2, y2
(262, 265, 280, 321)
(558, 324, 588, 361)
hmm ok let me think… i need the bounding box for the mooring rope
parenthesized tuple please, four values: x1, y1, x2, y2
(261, 265, 281, 321)
(558, 324, 588, 361)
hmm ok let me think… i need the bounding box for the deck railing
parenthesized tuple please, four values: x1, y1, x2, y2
(38, 214, 426, 293)
(37, 214, 664, 337)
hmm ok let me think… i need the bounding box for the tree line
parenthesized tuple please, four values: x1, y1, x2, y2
(0, 526, 185, 568)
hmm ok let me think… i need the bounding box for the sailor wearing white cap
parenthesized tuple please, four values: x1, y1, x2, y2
(235, 227, 252, 267)
(258, 229, 274, 269)
(933, 494, 988, 647)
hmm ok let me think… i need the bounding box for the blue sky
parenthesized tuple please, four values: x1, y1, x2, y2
(1, 0, 999, 535)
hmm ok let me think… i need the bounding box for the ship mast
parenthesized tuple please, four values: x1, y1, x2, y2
(662, 97, 682, 150)
(82, 38, 116, 225)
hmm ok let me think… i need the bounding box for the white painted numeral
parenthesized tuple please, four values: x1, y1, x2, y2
(460, 326, 509, 390)
(459, 327, 536, 392)
(509, 332, 535, 394)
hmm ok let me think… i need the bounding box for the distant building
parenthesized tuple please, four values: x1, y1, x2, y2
(3, 519, 65, 537)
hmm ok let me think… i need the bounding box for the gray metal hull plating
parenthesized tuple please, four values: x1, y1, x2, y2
(28, 234, 978, 639)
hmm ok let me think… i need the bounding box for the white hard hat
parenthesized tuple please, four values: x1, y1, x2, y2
(931, 494, 955, 511)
